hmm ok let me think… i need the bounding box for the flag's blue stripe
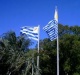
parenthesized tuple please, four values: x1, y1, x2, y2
(20, 31, 38, 40)
(21, 28, 34, 32)
(21, 26, 34, 30)
(20, 30, 38, 35)
(21, 26, 36, 33)
(20, 31, 38, 38)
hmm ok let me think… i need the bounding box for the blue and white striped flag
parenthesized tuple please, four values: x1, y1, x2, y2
(20, 26, 39, 41)
(43, 8, 58, 41)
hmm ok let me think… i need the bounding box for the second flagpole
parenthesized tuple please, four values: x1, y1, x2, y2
(56, 7, 59, 75)
(36, 25, 40, 75)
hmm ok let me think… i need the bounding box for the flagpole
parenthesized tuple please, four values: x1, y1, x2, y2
(56, 7, 59, 75)
(37, 25, 40, 75)
(32, 53, 34, 75)
(57, 32, 59, 75)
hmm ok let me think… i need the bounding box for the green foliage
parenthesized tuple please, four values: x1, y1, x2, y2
(1, 24, 80, 75)
(0, 31, 34, 75)
(39, 24, 80, 75)
(73, 72, 80, 75)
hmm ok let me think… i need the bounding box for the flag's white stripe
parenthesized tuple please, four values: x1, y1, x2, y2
(21, 29, 38, 34)
(48, 20, 53, 24)
(20, 31, 38, 37)
(20, 29, 38, 35)
(22, 31, 38, 36)
(21, 31, 38, 37)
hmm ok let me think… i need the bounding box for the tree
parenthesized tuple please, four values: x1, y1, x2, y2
(0, 31, 34, 75)
(39, 24, 80, 75)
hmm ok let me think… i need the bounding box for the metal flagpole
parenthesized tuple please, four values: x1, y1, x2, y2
(37, 25, 40, 75)
(56, 7, 59, 75)
(57, 32, 59, 75)
(43, 6, 59, 75)
(32, 53, 34, 75)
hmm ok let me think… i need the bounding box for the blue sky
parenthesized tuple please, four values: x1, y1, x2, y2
(0, 0, 80, 40)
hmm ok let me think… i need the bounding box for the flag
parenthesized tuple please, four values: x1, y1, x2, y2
(43, 7, 58, 41)
(54, 6, 58, 22)
(20, 26, 39, 41)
